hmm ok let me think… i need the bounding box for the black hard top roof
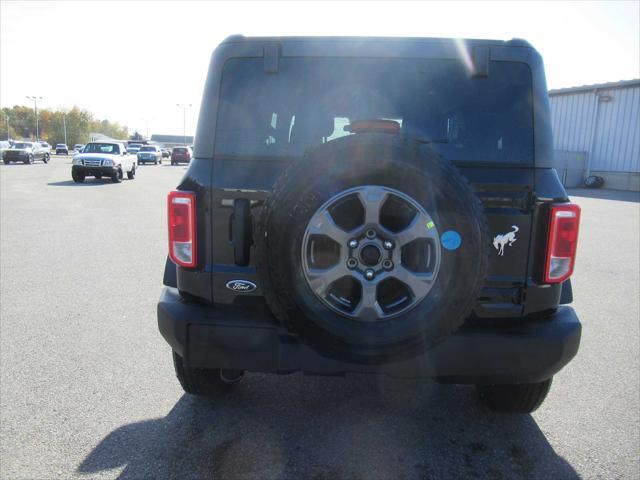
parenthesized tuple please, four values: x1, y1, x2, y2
(220, 35, 534, 49)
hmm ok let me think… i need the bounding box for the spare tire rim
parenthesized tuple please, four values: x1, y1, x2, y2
(302, 185, 441, 322)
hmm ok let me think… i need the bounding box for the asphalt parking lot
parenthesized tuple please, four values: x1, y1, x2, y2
(1, 156, 638, 479)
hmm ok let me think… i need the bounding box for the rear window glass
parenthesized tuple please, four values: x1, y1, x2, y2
(139, 146, 156, 152)
(174, 148, 188, 153)
(214, 57, 534, 164)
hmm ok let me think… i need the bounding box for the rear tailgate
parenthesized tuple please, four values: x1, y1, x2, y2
(461, 166, 535, 318)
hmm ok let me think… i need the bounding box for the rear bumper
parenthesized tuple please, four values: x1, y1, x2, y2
(157, 287, 581, 384)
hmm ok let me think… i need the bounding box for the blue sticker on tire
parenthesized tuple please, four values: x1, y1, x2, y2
(441, 230, 461, 250)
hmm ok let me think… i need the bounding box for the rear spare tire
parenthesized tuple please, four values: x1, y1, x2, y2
(256, 135, 489, 363)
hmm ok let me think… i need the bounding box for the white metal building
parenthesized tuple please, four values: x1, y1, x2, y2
(549, 79, 640, 191)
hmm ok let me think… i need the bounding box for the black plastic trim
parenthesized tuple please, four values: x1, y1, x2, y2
(560, 279, 573, 305)
(158, 287, 581, 384)
(163, 256, 177, 288)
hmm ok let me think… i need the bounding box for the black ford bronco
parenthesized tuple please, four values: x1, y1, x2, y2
(158, 36, 582, 413)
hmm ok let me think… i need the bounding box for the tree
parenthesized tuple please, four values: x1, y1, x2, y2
(129, 131, 144, 141)
(0, 105, 129, 145)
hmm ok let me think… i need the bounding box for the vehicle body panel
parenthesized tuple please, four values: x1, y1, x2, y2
(171, 147, 192, 163)
(3, 142, 48, 162)
(56, 143, 69, 154)
(137, 146, 162, 163)
(73, 142, 136, 175)
(159, 36, 581, 383)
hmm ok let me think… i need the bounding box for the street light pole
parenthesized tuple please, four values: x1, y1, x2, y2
(5, 114, 9, 140)
(26, 96, 43, 142)
(63, 112, 67, 145)
(176, 104, 192, 145)
(141, 118, 149, 140)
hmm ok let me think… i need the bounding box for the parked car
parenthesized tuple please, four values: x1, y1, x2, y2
(3, 141, 50, 164)
(0, 140, 11, 159)
(56, 143, 69, 155)
(161, 148, 171, 159)
(39, 142, 52, 154)
(137, 145, 163, 165)
(158, 35, 583, 414)
(127, 143, 143, 155)
(170, 146, 192, 165)
(71, 141, 136, 183)
(73, 144, 85, 154)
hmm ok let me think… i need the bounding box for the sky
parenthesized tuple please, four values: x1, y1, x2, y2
(1, 1, 639, 137)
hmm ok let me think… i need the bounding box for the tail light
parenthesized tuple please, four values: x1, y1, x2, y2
(168, 191, 196, 267)
(544, 203, 581, 283)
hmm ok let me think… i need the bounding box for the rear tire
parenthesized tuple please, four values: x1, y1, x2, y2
(43, 153, 50, 164)
(127, 165, 136, 179)
(172, 351, 244, 397)
(476, 378, 553, 413)
(584, 175, 604, 188)
(72, 170, 85, 183)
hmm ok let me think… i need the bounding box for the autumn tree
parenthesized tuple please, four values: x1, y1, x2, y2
(1, 105, 129, 145)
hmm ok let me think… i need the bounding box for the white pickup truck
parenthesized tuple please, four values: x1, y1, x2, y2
(71, 141, 136, 183)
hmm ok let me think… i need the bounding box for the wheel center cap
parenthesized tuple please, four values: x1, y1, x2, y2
(360, 244, 381, 266)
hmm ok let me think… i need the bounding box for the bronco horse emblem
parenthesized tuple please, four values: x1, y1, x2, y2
(493, 226, 519, 256)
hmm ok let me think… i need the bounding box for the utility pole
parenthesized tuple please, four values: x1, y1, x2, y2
(4, 114, 9, 140)
(176, 104, 192, 145)
(141, 118, 149, 140)
(63, 112, 67, 145)
(26, 96, 43, 141)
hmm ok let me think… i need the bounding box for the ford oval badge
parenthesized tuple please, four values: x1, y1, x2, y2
(226, 280, 257, 293)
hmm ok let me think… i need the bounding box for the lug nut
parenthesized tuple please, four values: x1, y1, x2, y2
(347, 258, 358, 269)
(382, 259, 394, 271)
(348, 239, 359, 249)
(364, 269, 375, 280)
(383, 240, 394, 250)
(366, 229, 377, 239)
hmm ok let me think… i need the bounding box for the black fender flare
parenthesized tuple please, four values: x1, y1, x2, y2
(163, 256, 177, 288)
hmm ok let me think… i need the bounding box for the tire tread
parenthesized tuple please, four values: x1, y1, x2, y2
(477, 378, 553, 413)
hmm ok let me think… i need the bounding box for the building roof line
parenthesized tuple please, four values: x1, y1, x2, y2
(549, 79, 640, 96)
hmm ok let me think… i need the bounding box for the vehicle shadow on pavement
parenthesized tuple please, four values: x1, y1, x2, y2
(46, 180, 119, 187)
(78, 375, 579, 480)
